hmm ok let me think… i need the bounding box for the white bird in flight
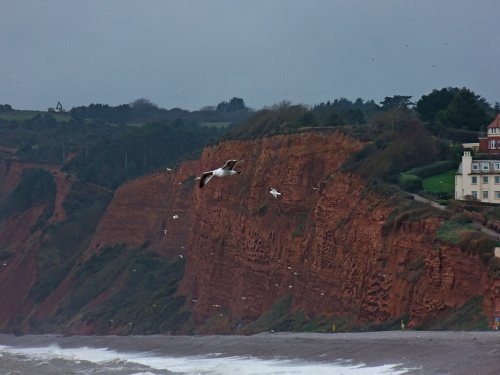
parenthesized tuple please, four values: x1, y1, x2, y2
(270, 187, 282, 198)
(197, 160, 243, 188)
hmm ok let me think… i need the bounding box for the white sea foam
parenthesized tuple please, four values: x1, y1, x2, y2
(0, 344, 410, 374)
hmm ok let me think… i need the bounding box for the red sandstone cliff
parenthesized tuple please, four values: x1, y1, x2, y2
(87, 160, 199, 257)
(0, 159, 73, 327)
(0, 132, 498, 333)
(179, 133, 498, 329)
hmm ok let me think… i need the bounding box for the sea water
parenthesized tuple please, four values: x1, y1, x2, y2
(0, 343, 409, 375)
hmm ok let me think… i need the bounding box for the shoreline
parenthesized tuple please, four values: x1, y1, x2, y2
(0, 331, 499, 374)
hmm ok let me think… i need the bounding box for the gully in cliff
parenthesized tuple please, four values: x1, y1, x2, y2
(197, 159, 243, 188)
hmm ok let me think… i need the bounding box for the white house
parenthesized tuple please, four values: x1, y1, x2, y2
(455, 151, 500, 203)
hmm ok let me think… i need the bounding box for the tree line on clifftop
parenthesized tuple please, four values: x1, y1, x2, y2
(0, 88, 498, 189)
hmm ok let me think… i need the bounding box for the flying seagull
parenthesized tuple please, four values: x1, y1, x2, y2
(269, 187, 282, 198)
(197, 160, 243, 188)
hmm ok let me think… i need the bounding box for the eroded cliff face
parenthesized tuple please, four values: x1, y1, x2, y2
(88, 160, 199, 258)
(179, 133, 497, 330)
(0, 132, 498, 333)
(0, 159, 72, 327)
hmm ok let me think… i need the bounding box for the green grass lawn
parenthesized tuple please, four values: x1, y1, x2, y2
(422, 169, 455, 194)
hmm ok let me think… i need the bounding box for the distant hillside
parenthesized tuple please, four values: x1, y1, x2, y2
(0, 97, 258, 188)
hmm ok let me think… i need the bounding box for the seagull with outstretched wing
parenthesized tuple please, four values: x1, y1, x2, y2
(197, 159, 243, 188)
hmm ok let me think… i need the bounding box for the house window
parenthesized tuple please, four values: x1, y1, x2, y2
(483, 176, 489, 184)
(472, 191, 478, 198)
(490, 140, 497, 149)
(495, 191, 500, 199)
(471, 176, 478, 184)
(495, 176, 500, 184)
(495, 163, 500, 171)
(482, 163, 490, 171)
(483, 191, 489, 199)
(472, 163, 479, 171)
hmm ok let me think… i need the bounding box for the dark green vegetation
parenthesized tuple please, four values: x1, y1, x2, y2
(65, 120, 228, 189)
(83, 248, 189, 334)
(239, 295, 401, 334)
(398, 173, 423, 193)
(224, 98, 377, 140)
(344, 123, 446, 183)
(30, 244, 189, 334)
(29, 182, 112, 304)
(0, 169, 56, 222)
(417, 296, 489, 331)
(416, 88, 492, 136)
(241, 295, 335, 334)
(0, 97, 251, 189)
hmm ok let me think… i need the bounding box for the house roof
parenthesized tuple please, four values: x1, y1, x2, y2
(487, 114, 500, 129)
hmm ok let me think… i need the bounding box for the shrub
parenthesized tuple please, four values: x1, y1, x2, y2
(398, 173, 423, 192)
(436, 221, 473, 245)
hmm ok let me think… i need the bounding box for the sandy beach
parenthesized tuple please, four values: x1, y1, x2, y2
(1, 331, 499, 374)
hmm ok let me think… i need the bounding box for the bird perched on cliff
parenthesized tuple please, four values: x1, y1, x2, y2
(172, 214, 179, 219)
(269, 187, 282, 198)
(197, 159, 243, 188)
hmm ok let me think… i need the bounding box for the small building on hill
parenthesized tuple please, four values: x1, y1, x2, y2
(455, 151, 500, 202)
(456, 115, 500, 203)
(479, 114, 500, 154)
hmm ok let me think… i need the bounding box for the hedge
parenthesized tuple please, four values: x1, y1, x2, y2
(407, 160, 458, 179)
(398, 173, 423, 192)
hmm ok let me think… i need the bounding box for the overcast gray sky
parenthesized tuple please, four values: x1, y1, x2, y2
(1, 0, 499, 111)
